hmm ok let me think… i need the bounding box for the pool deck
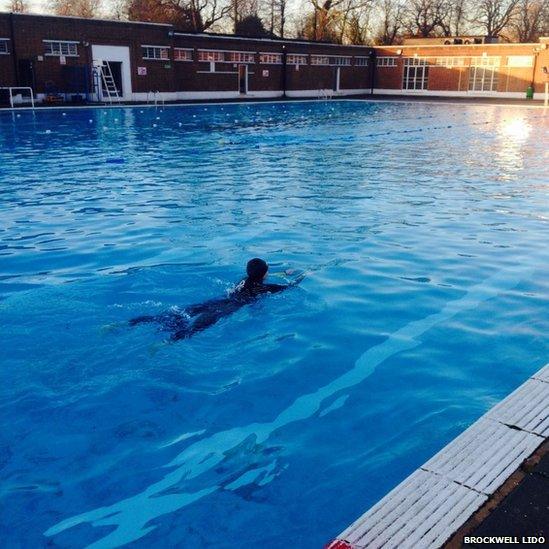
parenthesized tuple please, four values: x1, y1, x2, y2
(326, 363, 549, 549)
(446, 438, 549, 547)
(0, 94, 547, 112)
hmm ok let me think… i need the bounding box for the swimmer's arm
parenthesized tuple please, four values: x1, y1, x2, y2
(288, 272, 306, 286)
(264, 271, 306, 292)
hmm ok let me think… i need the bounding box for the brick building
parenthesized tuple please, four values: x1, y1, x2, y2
(0, 12, 548, 105)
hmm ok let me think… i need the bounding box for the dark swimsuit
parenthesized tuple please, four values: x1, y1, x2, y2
(129, 278, 288, 340)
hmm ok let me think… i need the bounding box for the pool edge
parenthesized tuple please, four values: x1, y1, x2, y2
(1, 95, 548, 112)
(326, 362, 549, 549)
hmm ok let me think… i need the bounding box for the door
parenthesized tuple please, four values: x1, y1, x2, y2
(91, 45, 132, 100)
(238, 65, 248, 94)
(104, 61, 123, 96)
(333, 67, 340, 92)
(403, 58, 429, 90)
(468, 57, 499, 92)
(18, 59, 36, 90)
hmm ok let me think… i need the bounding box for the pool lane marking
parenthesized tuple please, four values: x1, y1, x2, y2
(44, 265, 534, 547)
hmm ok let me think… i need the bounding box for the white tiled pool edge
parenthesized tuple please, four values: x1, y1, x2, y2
(1, 97, 548, 112)
(329, 363, 549, 549)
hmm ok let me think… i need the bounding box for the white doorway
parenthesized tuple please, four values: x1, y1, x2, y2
(333, 67, 340, 92)
(91, 45, 132, 100)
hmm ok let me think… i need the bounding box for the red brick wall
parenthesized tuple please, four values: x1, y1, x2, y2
(374, 43, 548, 94)
(0, 15, 16, 87)
(0, 12, 547, 100)
(7, 13, 173, 94)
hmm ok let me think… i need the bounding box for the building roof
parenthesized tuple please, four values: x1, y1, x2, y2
(0, 11, 171, 27)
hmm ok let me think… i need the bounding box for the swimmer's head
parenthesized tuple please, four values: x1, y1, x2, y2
(246, 258, 268, 281)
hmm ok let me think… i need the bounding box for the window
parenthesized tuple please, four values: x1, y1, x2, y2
(227, 51, 255, 63)
(259, 53, 282, 64)
(198, 50, 225, 62)
(0, 39, 9, 54)
(287, 54, 307, 65)
(403, 58, 429, 90)
(355, 57, 369, 66)
(142, 46, 170, 60)
(44, 40, 78, 57)
(506, 55, 533, 68)
(469, 57, 500, 91)
(311, 55, 330, 65)
(377, 56, 397, 67)
(435, 57, 465, 67)
(174, 48, 193, 62)
(332, 56, 351, 66)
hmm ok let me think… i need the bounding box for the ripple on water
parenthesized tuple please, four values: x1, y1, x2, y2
(0, 102, 548, 548)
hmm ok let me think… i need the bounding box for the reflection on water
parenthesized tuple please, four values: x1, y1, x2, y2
(495, 112, 533, 171)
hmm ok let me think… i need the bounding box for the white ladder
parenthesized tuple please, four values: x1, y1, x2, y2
(96, 61, 120, 103)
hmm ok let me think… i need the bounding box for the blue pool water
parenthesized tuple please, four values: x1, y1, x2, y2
(1, 100, 548, 548)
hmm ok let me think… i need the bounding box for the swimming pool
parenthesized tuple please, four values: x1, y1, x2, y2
(1, 100, 547, 548)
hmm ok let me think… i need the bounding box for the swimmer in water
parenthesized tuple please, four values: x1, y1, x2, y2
(129, 258, 303, 341)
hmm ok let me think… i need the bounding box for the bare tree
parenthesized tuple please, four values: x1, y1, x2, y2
(10, 0, 28, 12)
(279, 0, 287, 36)
(230, 0, 258, 31)
(402, 0, 448, 37)
(185, 0, 232, 30)
(438, 0, 471, 35)
(342, 8, 371, 42)
(262, 0, 288, 36)
(333, 0, 372, 43)
(109, 0, 129, 19)
(126, 0, 231, 31)
(50, 0, 102, 17)
(372, 0, 404, 43)
(472, 0, 520, 37)
(508, 0, 548, 41)
(308, 0, 371, 41)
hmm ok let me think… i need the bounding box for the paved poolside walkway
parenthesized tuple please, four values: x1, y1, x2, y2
(446, 439, 549, 547)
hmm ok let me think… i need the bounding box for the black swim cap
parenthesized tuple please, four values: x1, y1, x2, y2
(247, 258, 268, 281)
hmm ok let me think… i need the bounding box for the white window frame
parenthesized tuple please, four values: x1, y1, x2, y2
(311, 55, 330, 66)
(311, 55, 351, 66)
(403, 58, 429, 90)
(174, 48, 193, 62)
(469, 57, 500, 92)
(198, 50, 225, 62)
(505, 55, 533, 68)
(355, 56, 369, 67)
(287, 54, 307, 65)
(0, 38, 9, 55)
(259, 52, 282, 64)
(142, 45, 170, 61)
(435, 57, 466, 68)
(331, 56, 351, 66)
(226, 51, 255, 64)
(377, 56, 397, 67)
(43, 40, 79, 57)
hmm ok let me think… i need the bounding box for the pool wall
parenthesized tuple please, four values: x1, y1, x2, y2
(1, 12, 548, 106)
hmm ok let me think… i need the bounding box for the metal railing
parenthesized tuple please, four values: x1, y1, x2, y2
(317, 88, 334, 101)
(0, 86, 35, 109)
